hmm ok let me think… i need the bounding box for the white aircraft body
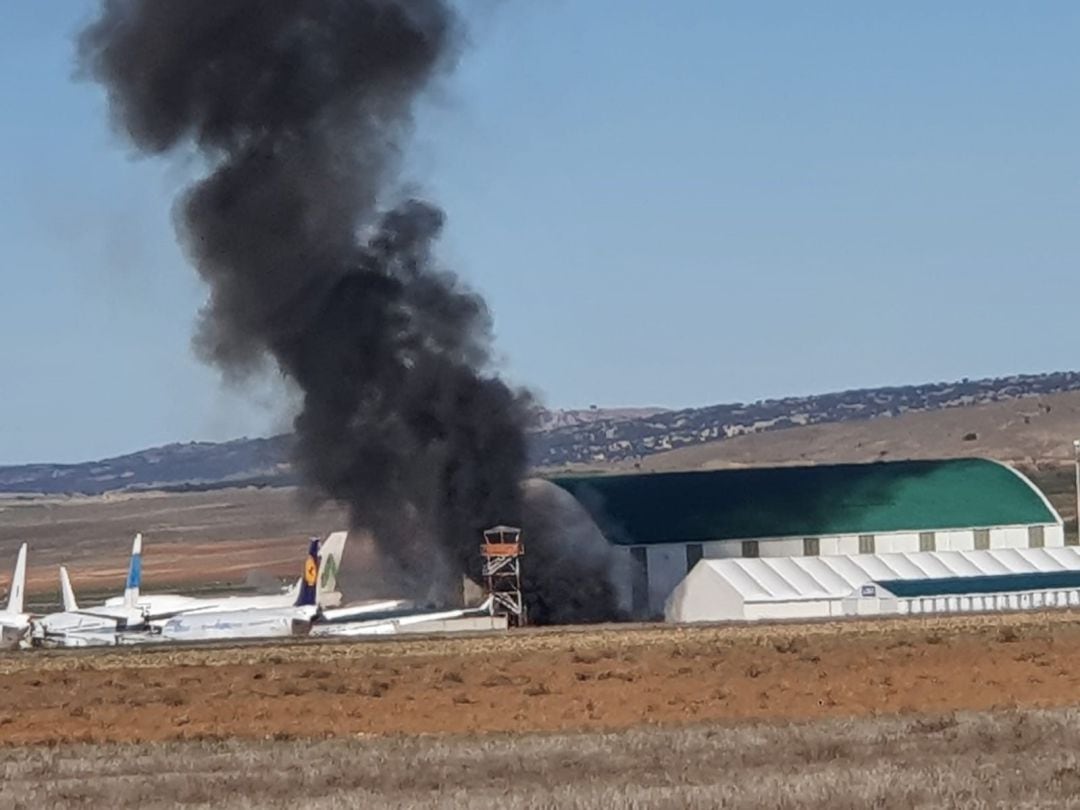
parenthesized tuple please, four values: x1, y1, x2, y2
(0, 544, 29, 647)
(40, 629, 159, 648)
(30, 535, 147, 646)
(157, 537, 324, 642)
(158, 612, 301, 642)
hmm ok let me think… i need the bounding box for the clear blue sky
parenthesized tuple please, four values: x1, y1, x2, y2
(2, 2, 1080, 464)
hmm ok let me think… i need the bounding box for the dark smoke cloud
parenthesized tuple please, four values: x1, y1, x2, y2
(78, 0, 623, 621)
(521, 480, 633, 623)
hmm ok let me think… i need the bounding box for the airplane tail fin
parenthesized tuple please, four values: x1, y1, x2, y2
(6, 544, 26, 615)
(294, 537, 320, 608)
(316, 531, 347, 604)
(123, 533, 142, 610)
(59, 565, 78, 611)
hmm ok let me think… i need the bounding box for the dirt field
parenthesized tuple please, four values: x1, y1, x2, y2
(0, 488, 347, 604)
(0, 593, 1078, 805)
(1, 610, 1080, 746)
(3, 708, 1079, 808)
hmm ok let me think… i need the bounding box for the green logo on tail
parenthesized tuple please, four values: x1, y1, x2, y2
(320, 554, 339, 589)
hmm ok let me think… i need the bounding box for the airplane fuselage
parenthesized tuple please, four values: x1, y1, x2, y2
(157, 605, 317, 641)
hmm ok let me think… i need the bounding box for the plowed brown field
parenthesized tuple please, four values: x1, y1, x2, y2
(4, 610, 1080, 746)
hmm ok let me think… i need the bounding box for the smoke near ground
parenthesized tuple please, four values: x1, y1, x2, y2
(521, 480, 633, 623)
(78, 1, 624, 621)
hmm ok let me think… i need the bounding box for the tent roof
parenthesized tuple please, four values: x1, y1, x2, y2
(549, 459, 1058, 546)
(690, 547, 1080, 603)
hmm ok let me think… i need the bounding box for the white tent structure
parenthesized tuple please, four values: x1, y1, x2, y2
(665, 547, 1080, 623)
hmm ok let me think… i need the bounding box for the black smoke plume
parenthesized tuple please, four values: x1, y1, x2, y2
(78, 0, 626, 621)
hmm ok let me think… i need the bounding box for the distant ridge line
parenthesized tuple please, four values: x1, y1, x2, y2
(3, 371, 1079, 496)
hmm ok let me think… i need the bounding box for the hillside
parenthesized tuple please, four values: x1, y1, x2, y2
(0, 407, 656, 495)
(0, 436, 297, 496)
(530, 371, 1080, 467)
(597, 388, 1080, 473)
(3, 372, 1080, 495)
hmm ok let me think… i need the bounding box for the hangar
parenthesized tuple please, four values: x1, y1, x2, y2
(666, 547, 1080, 623)
(550, 458, 1064, 618)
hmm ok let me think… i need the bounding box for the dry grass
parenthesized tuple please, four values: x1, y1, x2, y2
(6, 609, 1080, 746)
(3, 604, 1077, 676)
(3, 708, 1080, 808)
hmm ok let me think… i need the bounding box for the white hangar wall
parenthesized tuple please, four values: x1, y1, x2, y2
(636, 524, 1064, 616)
(665, 547, 1080, 624)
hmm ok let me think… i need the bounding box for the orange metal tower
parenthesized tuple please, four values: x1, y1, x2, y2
(481, 525, 526, 627)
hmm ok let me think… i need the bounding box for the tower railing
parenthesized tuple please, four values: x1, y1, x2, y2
(481, 525, 526, 627)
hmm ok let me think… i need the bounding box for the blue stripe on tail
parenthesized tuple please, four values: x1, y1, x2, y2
(126, 549, 142, 591)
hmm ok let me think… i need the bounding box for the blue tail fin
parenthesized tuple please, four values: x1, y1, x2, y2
(123, 533, 142, 610)
(294, 537, 320, 607)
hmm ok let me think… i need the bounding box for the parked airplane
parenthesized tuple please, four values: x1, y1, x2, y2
(0, 543, 30, 647)
(30, 534, 147, 646)
(33, 532, 349, 647)
(157, 537, 324, 642)
(102, 531, 348, 616)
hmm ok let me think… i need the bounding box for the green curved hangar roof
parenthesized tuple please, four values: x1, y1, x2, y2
(548, 459, 1058, 546)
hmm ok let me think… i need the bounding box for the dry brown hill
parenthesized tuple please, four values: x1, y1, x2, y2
(600, 389, 1080, 473)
